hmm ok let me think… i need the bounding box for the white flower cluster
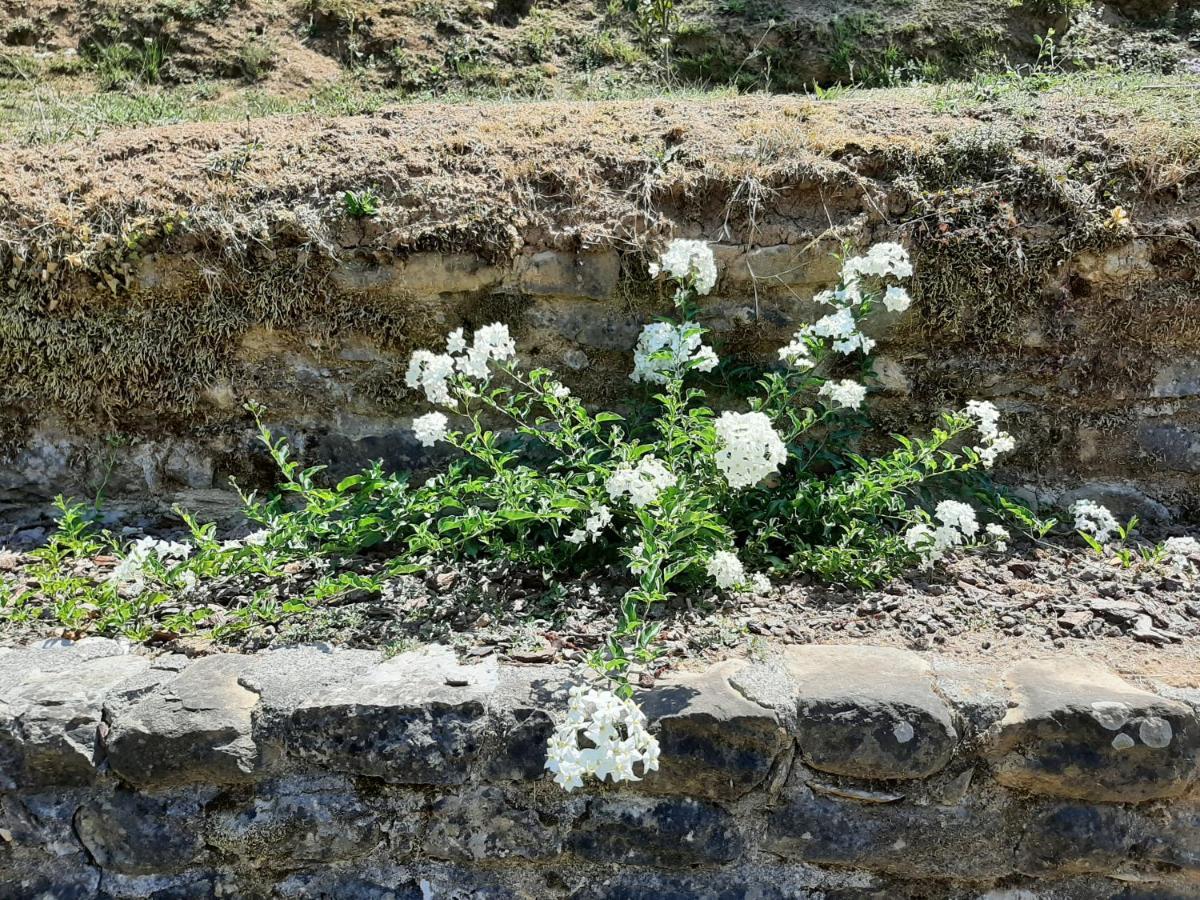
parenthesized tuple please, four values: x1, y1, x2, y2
(713, 411, 787, 490)
(1163, 536, 1200, 568)
(706, 549, 745, 588)
(110, 537, 194, 592)
(705, 550, 771, 593)
(905, 500, 979, 565)
(649, 239, 718, 297)
(964, 400, 1016, 468)
(545, 686, 660, 791)
(986, 523, 1011, 552)
(405, 322, 517, 405)
(629, 322, 719, 385)
(1071, 499, 1118, 544)
(842, 242, 913, 283)
(566, 504, 613, 545)
(787, 243, 913, 363)
(818, 379, 867, 411)
(412, 411, 449, 447)
(605, 455, 677, 508)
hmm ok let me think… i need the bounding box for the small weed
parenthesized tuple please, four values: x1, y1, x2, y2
(343, 188, 380, 218)
(239, 37, 277, 83)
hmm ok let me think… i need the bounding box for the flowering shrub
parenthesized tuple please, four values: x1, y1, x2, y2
(350, 237, 1038, 789)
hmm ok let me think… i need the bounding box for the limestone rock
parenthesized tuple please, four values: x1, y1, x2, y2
(423, 786, 563, 862)
(0, 645, 148, 789)
(104, 654, 261, 788)
(784, 645, 957, 780)
(987, 659, 1200, 802)
(568, 796, 743, 866)
(74, 790, 209, 876)
(286, 645, 496, 784)
(638, 660, 790, 801)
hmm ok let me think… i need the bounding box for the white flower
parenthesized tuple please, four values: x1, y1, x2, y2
(964, 399, 1015, 467)
(818, 379, 867, 411)
(405, 350, 457, 405)
(412, 411, 449, 447)
(565, 504, 613, 544)
(545, 687, 660, 792)
(749, 572, 771, 594)
(1163, 536, 1200, 568)
(986, 523, 1010, 552)
(842, 242, 913, 281)
(110, 536, 194, 590)
(706, 550, 745, 589)
(629, 322, 719, 385)
(906, 501, 980, 565)
(446, 327, 467, 354)
(936, 500, 979, 537)
(605, 455, 677, 508)
(778, 336, 813, 369)
(713, 411, 787, 490)
(1072, 499, 1118, 544)
(653, 239, 718, 296)
(882, 285, 912, 312)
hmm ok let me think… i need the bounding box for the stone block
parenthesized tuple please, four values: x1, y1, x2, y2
(424, 786, 564, 862)
(638, 660, 790, 801)
(987, 659, 1200, 802)
(518, 249, 620, 299)
(75, 790, 209, 876)
(765, 784, 1016, 880)
(104, 654, 261, 788)
(568, 796, 743, 866)
(286, 646, 496, 784)
(784, 645, 957, 780)
(206, 776, 384, 865)
(0, 649, 149, 789)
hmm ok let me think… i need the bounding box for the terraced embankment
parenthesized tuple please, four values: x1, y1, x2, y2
(1, 82, 1199, 518)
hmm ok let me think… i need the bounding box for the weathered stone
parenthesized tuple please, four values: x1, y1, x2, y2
(105, 654, 261, 788)
(483, 664, 567, 781)
(0, 791, 100, 894)
(987, 659, 1200, 802)
(568, 797, 743, 866)
(205, 775, 384, 865)
(1015, 802, 1200, 877)
(1137, 423, 1200, 475)
(74, 790, 209, 876)
(424, 786, 564, 862)
(1057, 481, 1171, 525)
(0, 650, 149, 788)
(572, 864, 876, 899)
(784, 645, 957, 780)
(638, 660, 790, 801)
(524, 298, 642, 351)
(286, 645, 495, 784)
(518, 249, 620, 299)
(765, 783, 1016, 880)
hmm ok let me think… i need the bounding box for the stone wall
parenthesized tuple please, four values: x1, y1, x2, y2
(2, 639, 1198, 897)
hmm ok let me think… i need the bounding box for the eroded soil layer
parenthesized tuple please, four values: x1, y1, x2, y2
(1, 88, 1199, 512)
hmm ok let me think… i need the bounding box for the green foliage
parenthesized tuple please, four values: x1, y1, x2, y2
(87, 38, 170, 90)
(343, 188, 380, 218)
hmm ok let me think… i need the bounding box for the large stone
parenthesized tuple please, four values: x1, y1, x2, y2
(286, 645, 496, 784)
(567, 797, 743, 866)
(104, 654, 261, 788)
(1015, 802, 1200, 877)
(205, 775, 384, 865)
(1137, 423, 1200, 475)
(74, 790, 209, 876)
(784, 645, 957, 780)
(765, 783, 1017, 880)
(423, 786, 564, 862)
(987, 659, 1200, 802)
(517, 249, 620, 299)
(638, 660, 790, 801)
(0, 649, 149, 789)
